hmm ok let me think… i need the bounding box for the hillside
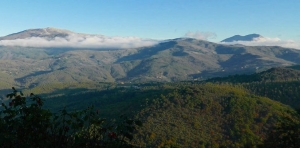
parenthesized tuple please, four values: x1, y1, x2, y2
(206, 67, 300, 83)
(26, 82, 298, 147)
(133, 83, 296, 147)
(206, 66, 300, 109)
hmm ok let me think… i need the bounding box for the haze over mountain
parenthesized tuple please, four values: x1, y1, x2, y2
(1, 28, 300, 89)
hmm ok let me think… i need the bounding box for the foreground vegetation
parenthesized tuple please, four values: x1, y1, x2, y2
(1, 66, 300, 147)
(0, 88, 142, 148)
(1, 84, 300, 147)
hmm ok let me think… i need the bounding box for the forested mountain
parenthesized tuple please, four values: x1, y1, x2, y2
(2, 28, 300, 89)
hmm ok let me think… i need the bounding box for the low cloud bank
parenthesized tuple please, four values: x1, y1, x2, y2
(221, 37, 300, 49)
(184, 31, 217, 40)
(0, 34, 159, 49)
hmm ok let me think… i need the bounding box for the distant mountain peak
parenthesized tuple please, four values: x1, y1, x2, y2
(0, 27, 75, 40)
(221, 34, 263, 42)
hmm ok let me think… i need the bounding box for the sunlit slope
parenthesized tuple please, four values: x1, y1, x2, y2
(132, 83, 295, 147)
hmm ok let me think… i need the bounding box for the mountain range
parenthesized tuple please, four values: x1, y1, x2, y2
(1, 28, 300, 147)
(0, 28, 300, 89)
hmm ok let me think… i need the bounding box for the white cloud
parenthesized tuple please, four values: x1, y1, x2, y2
(184, 31, 217, 40)
(221, 37, 300, 49)
(0, 34, 159, 49)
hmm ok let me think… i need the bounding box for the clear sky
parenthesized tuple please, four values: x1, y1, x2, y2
(0, 0, 299, 43)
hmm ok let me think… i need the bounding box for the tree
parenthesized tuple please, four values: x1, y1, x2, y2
(0, 87, 142, 148)
(263, 110, 300, 148)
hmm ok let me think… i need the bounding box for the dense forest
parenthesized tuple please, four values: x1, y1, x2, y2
(206, 66, 300, 109)
(1, 66, 300, 147)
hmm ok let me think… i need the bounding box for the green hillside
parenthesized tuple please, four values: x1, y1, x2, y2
(206, 66, 300, 109)
(132, 83, 296, 147)
(11, 82, 297, 147)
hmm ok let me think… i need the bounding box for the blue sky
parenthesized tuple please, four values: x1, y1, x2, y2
(0, 0, 299, 43)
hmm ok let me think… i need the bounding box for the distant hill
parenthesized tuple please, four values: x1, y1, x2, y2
(221, 34, 263, 42)
(206, 66, 300, 83)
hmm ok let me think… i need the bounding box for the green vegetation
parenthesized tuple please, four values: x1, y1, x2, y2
(2, 82, 297, 147)
(206, 66, 300, 109)
(0, 88, 142, 148)
(263, 109, 300, 148)
(132, 83, 298, 147)
(1, 66, 300, 147)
